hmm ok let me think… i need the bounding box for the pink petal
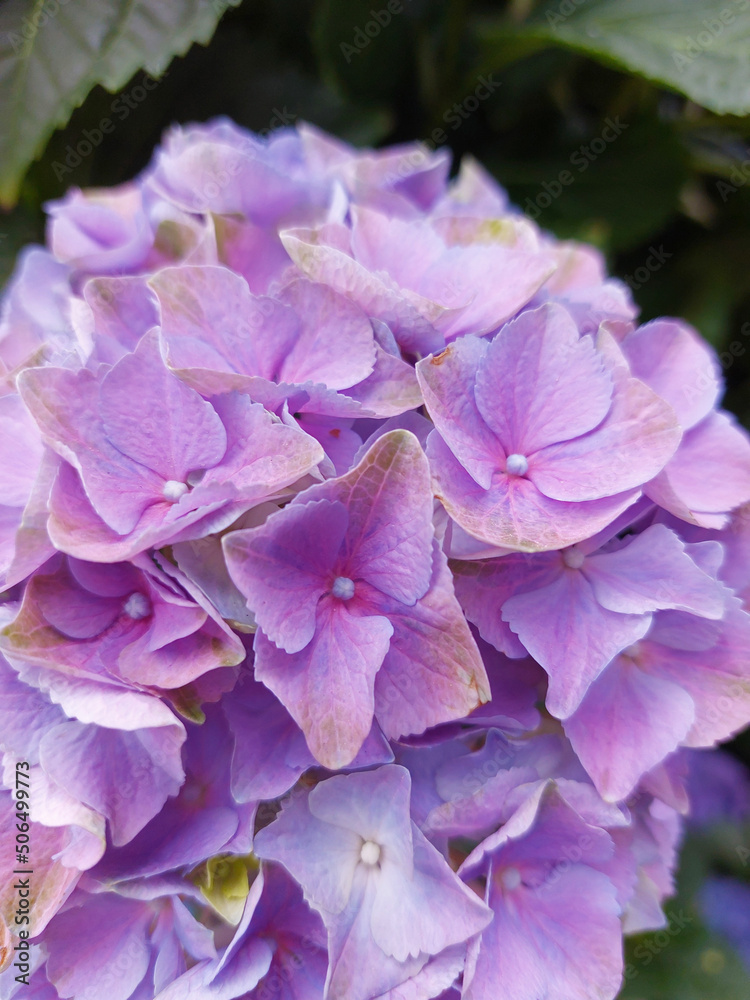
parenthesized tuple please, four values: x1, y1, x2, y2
(223, 499, 348, 654)
(428, 431, 641, 553)
(531, 360, 681, 502)
(345, 340, 423, 418)
(502, 568, 651, 718)
(645, 600, 750, 747)
(84, 275, 159, 360)
(622, 318, 720, 430)
(416, 337, 500, 490)
(254, 602, 394, 769)
(646, 410, 750, 525)
(201, 392, 325, 495)
(585, 523, 727, 618)
(374, 544, 490, 739)
(301, 429, 435, 607)
(19, 366, 166, 535)
(451, 552, 560, 658)
(39, 720, 185, 845)
(0, 793, 80, 953)
(34, 569, 122, 640)
(282, 225, 444, 356)
(474, 303, 613, 455)
(370, 825, 492, 961)
(465, 864, 622, 1000)
(46, 460, 229, 562)
(276, 279, 376, 389)
(0, 393, 44, 506)
(151, 264, 297, 381)
(100, 333, 227, 481)
(427, 244, 557, 341)
(564, 656, 695, 801)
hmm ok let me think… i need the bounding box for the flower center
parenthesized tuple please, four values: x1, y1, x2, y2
(123, 593, 152, 620)
(500, 866, 522, 891)
(163, 480, 189, 502)
(562, 546, 586, 570)
(505, 454, 528, 477)
(332, 576, 356, 601)
(360, 840, 381, 866)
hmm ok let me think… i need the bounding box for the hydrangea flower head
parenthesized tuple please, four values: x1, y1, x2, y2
(1, 119, 750, 1000)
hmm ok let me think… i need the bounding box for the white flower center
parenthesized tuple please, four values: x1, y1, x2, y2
(123, 593, 151, 620)
(505, 454, 529, 477)
(360, 840, 381, 866)
(500, 866, 522, 891)
(163, 480, 189, 503)
(332, 576, 355, 601)
(562, 546, 586, 570)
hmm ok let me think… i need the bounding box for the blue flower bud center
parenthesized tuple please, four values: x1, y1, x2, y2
(163, 480, 189, 502)
(332, 576, 356, 601)
(123, 592, 152, 620)
(505, 453, 529, 477)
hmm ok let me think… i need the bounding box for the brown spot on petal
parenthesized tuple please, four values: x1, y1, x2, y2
(431, 347, 452, 365)
(330, 428, 341, 438)
(0, 920, 10, 974)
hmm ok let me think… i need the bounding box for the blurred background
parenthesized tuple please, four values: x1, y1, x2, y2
(1, 1, 750, 994)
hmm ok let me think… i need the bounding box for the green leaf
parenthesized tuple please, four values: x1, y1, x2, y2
(618, 827, 750, 999)
(620, 910, 750, 1000)
(312, 0, 415, 106)
(489, 116, 690, 252)
(0, 201, 43, 288)
(0, 0, 242, 207)
(481, 0, 750, 117)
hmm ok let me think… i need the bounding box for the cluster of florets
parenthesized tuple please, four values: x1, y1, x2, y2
(1, 119, 750, 1000)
